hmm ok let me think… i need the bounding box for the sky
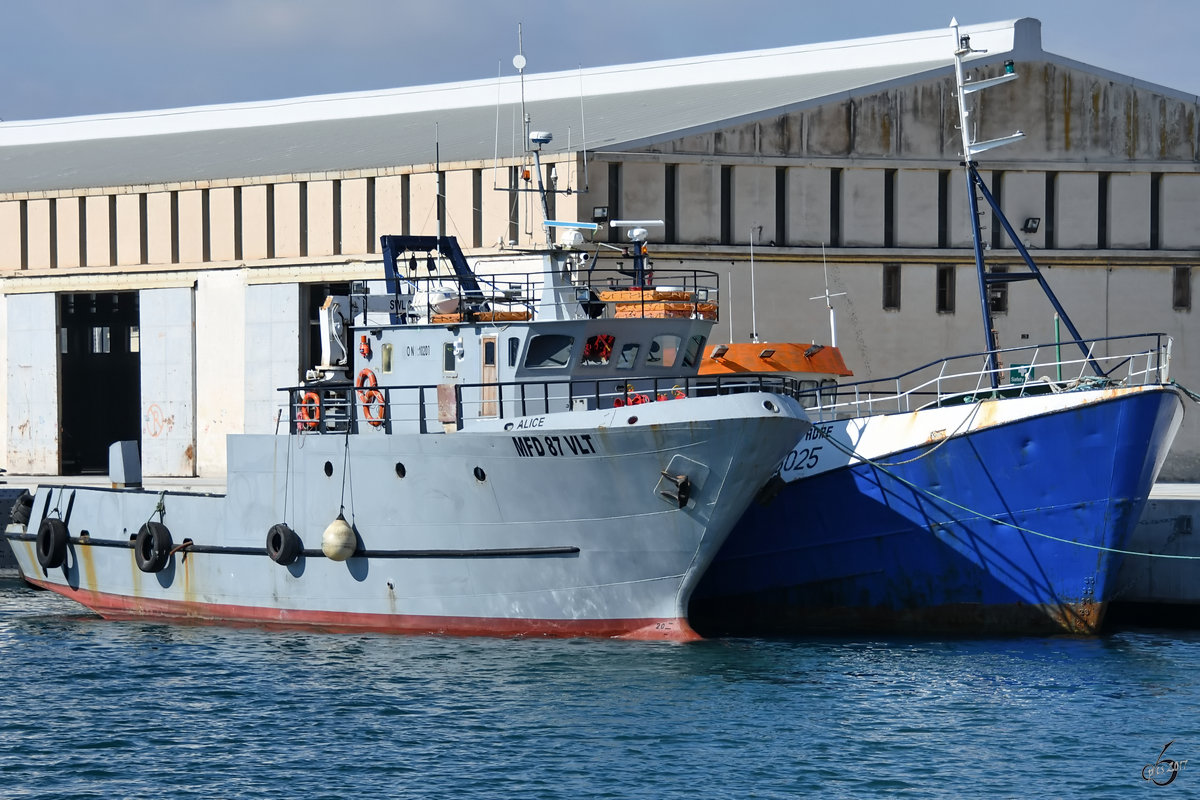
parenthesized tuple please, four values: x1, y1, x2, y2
(0, 0, 1196, 122)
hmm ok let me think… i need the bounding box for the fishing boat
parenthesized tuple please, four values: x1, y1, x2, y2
(689, 23, 1189, 635)
(2, 75, 812, 640)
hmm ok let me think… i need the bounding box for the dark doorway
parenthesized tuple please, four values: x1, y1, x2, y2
(59, 292, 141, 474)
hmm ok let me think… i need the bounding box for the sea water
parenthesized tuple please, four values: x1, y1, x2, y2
(1, 577, 1197, 799)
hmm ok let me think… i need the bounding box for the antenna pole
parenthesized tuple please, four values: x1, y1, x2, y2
(809, 244, 846, 348)
(749, 225, 759, 344)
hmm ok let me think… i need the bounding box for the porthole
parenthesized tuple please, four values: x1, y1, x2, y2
(763, 400, 779, 413)
(473, 466, 487, 482)
(627, 416, 638, 425)
(324, 461, 334, 477)
(395, 463, 406, 478)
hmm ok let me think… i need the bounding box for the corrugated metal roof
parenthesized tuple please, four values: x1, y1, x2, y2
(0, 20, 1033, 194)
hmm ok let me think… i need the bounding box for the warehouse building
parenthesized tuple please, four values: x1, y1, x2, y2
(0, 17, 1196, 478)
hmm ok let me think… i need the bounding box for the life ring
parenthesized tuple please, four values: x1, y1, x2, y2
(135, 522, 173, 573)
(356, 369, 386, 427)
(298, 392, 321, 430)
(36, 517, 69, 569)
(266, 523, 303, 566)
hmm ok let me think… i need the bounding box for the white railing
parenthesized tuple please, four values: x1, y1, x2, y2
(801, 333, 1173, 423)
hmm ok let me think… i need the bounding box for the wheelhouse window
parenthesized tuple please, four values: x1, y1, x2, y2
(616, 343, 640, 370)
(681, 335, 706, 368)
(580, 333, 615, 366)
(524, 334, 574, 369)
(647, 334, 681, 368)
(797, 379, 819, 409)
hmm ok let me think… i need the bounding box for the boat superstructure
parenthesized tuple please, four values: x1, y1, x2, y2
(690, 22, 1189, 635)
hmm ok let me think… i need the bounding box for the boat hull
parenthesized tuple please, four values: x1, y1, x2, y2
(9, 394, 808, 641)
(691, 386, 1185, 635)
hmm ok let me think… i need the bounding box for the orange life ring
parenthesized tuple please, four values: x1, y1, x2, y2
(356, 369, 386, 427)
(298, 391, 321, 430)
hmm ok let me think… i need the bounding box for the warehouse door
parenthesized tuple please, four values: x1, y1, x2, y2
(59, 292, 141, 474)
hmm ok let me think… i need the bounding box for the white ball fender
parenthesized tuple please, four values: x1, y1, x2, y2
(321, 514, 357, 561)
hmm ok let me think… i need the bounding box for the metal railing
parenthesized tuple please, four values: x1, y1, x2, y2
(286, 372, 803, 435)
(797, 333, 1173, 423)
(365, 266, 722, 324)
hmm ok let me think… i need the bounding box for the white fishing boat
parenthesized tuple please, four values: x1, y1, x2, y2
(3, 56, 812, 639)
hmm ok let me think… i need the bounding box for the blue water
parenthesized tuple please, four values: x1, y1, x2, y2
(1, 577, 1197, 798)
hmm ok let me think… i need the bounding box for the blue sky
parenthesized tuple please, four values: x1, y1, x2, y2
(1, 0, 1195, 121)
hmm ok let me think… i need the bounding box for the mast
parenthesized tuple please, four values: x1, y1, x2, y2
(950, 19, 1103, 387)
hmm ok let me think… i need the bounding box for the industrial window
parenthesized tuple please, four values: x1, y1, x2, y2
(989, 266, 1009, 314)
(720, 166, 732, 245)
(664, 164, 677, 243)
(883, 169, 896, 248)
(90, 326, 111, 354)
(1175, 266, 1193, 312)
(882, 263, 901, 311)
(936, 265, 956, 314)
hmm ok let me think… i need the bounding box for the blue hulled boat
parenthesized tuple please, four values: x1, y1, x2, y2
(691, 22, 1189, 635)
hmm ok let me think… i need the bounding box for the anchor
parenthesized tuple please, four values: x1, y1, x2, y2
(659, 471, 692, 509)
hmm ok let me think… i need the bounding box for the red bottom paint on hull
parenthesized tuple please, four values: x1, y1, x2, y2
(24, 576, 701, 642)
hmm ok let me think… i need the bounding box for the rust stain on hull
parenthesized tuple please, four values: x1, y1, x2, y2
(691, 597, 1110, 637)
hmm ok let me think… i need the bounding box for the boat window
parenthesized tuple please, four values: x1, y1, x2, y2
(507, 337, 520, 367)
(616, 343, 640, 370)
(524, 334, 574, 369)
(580, 334, 615, 366)
(798, 379, 819, 409)
(483, 339, 496, 367)
(647, 334, 681, 368)
(443, 342, 457, 373)
(681, 335, 706, 368)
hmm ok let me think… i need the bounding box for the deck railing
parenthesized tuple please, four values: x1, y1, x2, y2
(360, 266, 722, 324)
(286, 372, 804, 435)
(797, 333, 1173, 423)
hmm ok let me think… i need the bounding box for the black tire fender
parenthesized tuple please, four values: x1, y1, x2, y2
(36, 517, 69, 569)
(10, 490, 34, 526)
(135, 522, 172, 573)
(265, 523, 302, 566)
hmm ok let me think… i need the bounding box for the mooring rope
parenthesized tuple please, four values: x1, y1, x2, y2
(811, 421, 1200, 560)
